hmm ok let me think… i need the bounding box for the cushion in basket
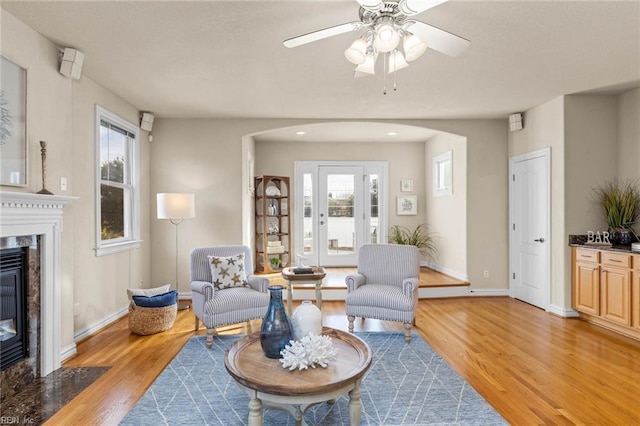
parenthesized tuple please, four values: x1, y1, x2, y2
(126, 284, 171, 303)
(208, 253, 248, 290)
(132, 290, 178, 308)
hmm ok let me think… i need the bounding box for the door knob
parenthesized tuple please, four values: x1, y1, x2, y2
(534, 238, 545, 243)
(320, 221, 324, 225)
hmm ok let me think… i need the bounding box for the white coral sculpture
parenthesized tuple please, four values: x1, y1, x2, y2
(279, 333, 338, 371)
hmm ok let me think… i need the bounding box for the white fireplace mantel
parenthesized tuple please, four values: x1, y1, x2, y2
(0, 191, 77, 376)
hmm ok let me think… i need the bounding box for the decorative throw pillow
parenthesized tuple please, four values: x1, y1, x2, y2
(132, 290, 178, 308)
(127, 284, 171, 303)
(208, 253, 248, 290)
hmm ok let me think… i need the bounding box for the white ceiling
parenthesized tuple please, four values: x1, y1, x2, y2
(2, 0, 639, 126)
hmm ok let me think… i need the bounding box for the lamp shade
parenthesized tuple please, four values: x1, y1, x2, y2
(157, 193, 195, 219)
(355, 51, 377, 76)
(344, 37, 368, 65)
(403, 33, 427, 61)
(388, 50, 410, 73)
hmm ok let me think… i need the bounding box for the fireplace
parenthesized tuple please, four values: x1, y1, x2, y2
(0, 247, 29, 370)
(0, 191, 74, 400)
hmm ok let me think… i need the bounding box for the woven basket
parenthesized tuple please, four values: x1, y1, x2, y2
(128, 303, 177, 335)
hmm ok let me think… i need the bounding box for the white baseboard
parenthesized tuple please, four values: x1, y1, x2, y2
(60, 343, 77, 363)
(548, 304, 579, 318)
(73, 306, 129, 344)
(467, 288, 510, 296)
(422, 262, 469, 282)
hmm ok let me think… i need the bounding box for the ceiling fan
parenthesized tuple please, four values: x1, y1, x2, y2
(283, 0, 470, 80)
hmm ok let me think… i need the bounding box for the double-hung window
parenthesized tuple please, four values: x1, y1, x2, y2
(95, 106, 141, 256)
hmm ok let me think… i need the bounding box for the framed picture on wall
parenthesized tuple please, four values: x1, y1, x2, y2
(401, 179, 413, 192)
(0, 55, 28, 186)
(397, 195, 417, 215)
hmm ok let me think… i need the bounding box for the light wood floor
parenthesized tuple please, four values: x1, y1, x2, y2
(264, 267, 468, 289)
(51, 297, 640, 425)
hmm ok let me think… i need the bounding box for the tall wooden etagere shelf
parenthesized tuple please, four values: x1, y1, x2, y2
(254, 176, 291, 273)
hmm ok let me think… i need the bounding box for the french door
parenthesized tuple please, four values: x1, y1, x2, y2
(295, 162, 387, 267)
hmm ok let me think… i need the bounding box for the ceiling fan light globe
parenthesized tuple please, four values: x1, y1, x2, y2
(403, 33, 428, 61)
(388, 50, 410, 73)
(344, 38, 368, 64)
(373, 19, 400, 53)
(355, 52, 376, 75)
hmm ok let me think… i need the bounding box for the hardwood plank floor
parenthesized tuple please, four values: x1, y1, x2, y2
(49, 297, 640, 425)
(263, 267, 468, 289)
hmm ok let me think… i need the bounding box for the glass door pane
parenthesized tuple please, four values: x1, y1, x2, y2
(318, 167, 363, 266)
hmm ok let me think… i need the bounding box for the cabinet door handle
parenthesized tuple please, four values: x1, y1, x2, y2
(534, 238, 545, 243)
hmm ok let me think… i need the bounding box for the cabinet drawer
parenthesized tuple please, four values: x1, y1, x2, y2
(602, 252, 631, 268)
(576, 248, 599, 263)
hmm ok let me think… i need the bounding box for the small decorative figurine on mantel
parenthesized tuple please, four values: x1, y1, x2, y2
(36, 140, 53, 195)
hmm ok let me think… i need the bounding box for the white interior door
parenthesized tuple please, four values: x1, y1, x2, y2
(509, 148, 550, 310)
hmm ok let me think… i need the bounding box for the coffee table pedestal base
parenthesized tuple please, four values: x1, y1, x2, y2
(240, 379, 363, 426)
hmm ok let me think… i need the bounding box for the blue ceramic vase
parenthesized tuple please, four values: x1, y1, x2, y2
(260, 286, 293, 359)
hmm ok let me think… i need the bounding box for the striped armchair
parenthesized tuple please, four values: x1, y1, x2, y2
(190, 246, 270, 348)
(345, 244, 420, 342)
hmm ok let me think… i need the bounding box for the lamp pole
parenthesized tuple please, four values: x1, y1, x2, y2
(170, 217, 189, 310)
(157, 193, 195, 311)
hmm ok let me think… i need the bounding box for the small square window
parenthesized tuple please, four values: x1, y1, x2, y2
(433, 150, 453, 197)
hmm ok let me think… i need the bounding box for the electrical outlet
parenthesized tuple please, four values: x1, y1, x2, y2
(60, 177, 68, 191)
(483, 270, 490, 279)
(73, 303, 80, 316)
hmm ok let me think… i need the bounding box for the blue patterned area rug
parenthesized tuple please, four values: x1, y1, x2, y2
(120, 332, 506, 425)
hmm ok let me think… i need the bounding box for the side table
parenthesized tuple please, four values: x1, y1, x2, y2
(281, 267, 326, 314)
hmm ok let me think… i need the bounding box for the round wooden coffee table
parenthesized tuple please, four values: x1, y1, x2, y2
(224, 327, 371, 426)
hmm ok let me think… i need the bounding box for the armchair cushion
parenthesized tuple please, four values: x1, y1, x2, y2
(208, 253, 248, 290)
(345, 284, 414, 312)
(132, 290, 178, 308)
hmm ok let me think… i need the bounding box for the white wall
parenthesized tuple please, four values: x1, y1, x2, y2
(424, 132, 468, 281)
(150, 118, 508, 291)
(509, 91, 638, 311)
(1, 10, 75, 349)
(617, 88, 640, 181)
(1, 10, 152, 353)
(71, 77, 151, 338)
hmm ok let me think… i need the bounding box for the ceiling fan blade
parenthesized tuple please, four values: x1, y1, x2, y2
(405, 20, 470, 57)
(283, 22, 364, 48)
(399, 0, 448, 16)
(356, 0, 385, 12)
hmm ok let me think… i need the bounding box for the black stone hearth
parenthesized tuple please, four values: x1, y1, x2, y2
(0, 366, 110, 425)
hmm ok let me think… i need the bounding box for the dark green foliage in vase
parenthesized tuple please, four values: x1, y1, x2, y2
(591, 178, 640, 244)
(389, 224, 439, 261)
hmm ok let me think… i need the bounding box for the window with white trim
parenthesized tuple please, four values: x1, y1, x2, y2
(95, 106, 141, 256)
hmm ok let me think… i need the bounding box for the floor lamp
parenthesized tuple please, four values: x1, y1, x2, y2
(157, 193, 195, 310)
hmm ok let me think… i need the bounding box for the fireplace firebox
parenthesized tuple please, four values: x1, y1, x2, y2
(0, 247, 28, 371)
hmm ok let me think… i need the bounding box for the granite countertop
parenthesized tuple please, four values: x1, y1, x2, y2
(568, 235, 638, 254)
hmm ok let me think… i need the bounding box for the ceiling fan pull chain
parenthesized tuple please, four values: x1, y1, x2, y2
(393, 50, 398, 92)
(383, 52, 388, 95)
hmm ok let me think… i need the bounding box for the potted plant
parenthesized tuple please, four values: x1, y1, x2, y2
(269, 257, 282, 270)
(388, 224, 438, 261)
(591, 178, 640, 244)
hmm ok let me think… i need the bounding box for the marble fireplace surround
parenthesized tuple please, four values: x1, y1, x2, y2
(0, 191, 75, 377)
